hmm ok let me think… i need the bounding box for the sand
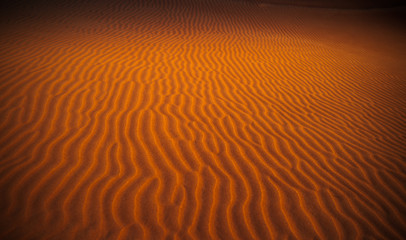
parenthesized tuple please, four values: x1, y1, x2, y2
(0, 0, 405, 239)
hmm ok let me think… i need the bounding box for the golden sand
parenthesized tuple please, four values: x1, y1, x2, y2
(0, 0, 405, 239)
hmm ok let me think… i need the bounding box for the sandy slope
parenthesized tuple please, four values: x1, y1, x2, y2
(0, 0, 405, 239)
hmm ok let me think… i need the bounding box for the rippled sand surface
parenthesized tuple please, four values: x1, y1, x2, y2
(1, 0, 405, 239)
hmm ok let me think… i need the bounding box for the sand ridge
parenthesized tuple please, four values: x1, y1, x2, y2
(0, 0, 405, 239)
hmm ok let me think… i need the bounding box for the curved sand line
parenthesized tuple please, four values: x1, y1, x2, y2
(1, 0, 406, 239)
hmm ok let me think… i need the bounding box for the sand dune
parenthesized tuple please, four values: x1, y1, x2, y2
(0, 0, 405, 239)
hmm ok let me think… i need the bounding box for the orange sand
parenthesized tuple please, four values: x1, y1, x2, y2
(0, 0, 405, 239)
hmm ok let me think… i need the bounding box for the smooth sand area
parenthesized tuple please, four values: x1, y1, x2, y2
(1, 0, 405, 239)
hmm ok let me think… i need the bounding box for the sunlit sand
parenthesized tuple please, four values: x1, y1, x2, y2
(0, 0, 405, 239)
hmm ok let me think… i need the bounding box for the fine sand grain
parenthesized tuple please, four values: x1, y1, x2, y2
(0, 0, 405, 239)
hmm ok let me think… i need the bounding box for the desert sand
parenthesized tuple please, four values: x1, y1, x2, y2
(0, 0, 405, 239)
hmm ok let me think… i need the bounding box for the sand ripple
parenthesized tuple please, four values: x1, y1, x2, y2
(1, 0, 405, 239)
